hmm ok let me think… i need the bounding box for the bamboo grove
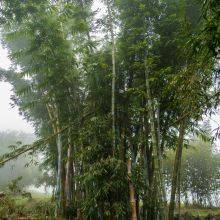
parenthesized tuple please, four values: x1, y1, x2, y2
(0, 0, 219, 219)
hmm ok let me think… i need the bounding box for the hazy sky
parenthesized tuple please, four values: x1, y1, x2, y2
(0, 45, 34, 133)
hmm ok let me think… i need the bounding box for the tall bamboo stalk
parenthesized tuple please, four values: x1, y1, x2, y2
(65, 127, 74, 219)
(168, 122, 185, 220)
(106, 0, 116, 152)
(156, 105, 167, 204)
(127, 158, 137, 220)
(144, 60, 165, 218)
(55, 105, 66, 217)
(177, 167, 181, 220)
(46, 103, 65, 217)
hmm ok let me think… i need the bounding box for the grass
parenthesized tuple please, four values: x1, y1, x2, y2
(0, 191, 55, 219)
(30, 191, 51, 201)
(179, 206, 220, 217)
(2, 193, 220, 219)
(14, 191, 51, 206)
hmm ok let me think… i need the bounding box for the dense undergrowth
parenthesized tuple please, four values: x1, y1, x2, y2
(1, 192, 220, 220)
(0, 192, 54, 219)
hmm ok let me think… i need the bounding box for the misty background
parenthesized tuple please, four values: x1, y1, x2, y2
(0, 44, 49, 193)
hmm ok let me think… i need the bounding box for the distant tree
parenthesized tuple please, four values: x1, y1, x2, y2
(0, 131, 40, 190)
(164, 137, 220, 207)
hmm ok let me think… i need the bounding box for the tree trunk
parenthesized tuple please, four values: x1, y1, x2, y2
(141, 116, 149, 219)
(46, 103, 66, 218)
(55, 132, 62, 217)
(65, 133, 74, 219)
(61, 154, 66, 217)
(168, 122, 185, 220)
(120, 127, 126, 162)
(106, 0, 116, 152)
(127, 158, 137, 220)
(177, 166, 181, 220)
(55, 130, 66, 218)
(48, 103, 66, 218)
(144, 60, 165, 218)
(156, 105, 167, 205)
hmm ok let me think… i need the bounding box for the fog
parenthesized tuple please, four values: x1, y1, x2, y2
(0, 44, 34, 133)
(0, 46, 45, 193)
(0, 131, 38, 189)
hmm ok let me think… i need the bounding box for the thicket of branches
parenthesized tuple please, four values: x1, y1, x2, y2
(0, 0, 219, 219)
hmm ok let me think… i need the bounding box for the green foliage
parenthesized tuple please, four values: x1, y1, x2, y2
(196, 0, 220, 57)
(0, 0, 219, 218)
(164, 138, 220, 207)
